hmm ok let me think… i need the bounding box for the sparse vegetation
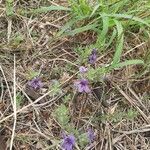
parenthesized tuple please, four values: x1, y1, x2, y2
(0, 0, 150, 150)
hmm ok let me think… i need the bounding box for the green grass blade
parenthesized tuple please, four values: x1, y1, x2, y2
(106, 28, 117, 49)
(97, 16, 109, 48)
(57, 16, 89, 36)
(21, 5, 70, 15)
(112, 20, 124, 65)
(90, 4, 100, 17)
(57, 19, 77, 37)
(113, 59, 144, 68)
(63, 23, 98, 36)
(101, 13, 150, 27)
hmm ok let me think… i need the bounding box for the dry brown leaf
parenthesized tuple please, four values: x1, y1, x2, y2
(108, 103, 118, 115)
(60, 72, 70, 83)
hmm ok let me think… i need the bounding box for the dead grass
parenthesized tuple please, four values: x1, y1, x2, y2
(0, 0, 150, 150)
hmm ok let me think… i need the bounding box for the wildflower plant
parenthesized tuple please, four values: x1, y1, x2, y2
(87, 128, 95, 143)
(78, 133, 89, 148)
(53, 104, 70, 127)
(28, 77, 43, 90)
(84, 45, 143, 84)
(16, 92, 24, 109)
(74, 79, 90, 93)
(88, 48, 97, 64)
(61, 133, 75, 150)
(79, 66, 88, 74)
(49, 80, 62, 96)
(27, 69, 39, 79)
(74, 45, 96, 64)
(78, 128, 95, 149)
(98, 108, 138, 124)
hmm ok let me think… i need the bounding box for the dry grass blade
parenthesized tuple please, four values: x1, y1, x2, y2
(0, 66, 13, 103)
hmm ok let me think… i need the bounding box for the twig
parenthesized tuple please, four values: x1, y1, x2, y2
(112, 127, 150, 135)
(7, 18, 12, 42)
(0, 77, 4, 101)
(123, 42, 146, 56)
(9, 54, 17, 150)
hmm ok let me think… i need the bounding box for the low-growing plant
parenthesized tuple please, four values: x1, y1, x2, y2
(26, 69, 39, 80)
(6, 0, 14, 16)
(53, 104, 78, 135)
(53, 104, 70, 127)
(9, 33, 24, 47)
(16, 92, 24, 109)
(53, 104, 95, 149)
(75, 45, 144, 84)
(78, 133, 89, 148)
(63, 94, 71, 103)
(75, 33, 144, 85)
(126, 108, 138, 121)
(49, 80, 62, 96)
(97, 108, 138, 123)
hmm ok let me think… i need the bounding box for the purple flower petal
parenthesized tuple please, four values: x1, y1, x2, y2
(74, 79, 90, 93)
(79, 66, 88, 73)
(61, 134, 75, 150)
(28, 77, 43, 90)
(83, 85, 91, 93)
(78, 84, 84, 93)
(91, 48, 97, 55)
(88, 49, 97, 64)
(87, 128, 95, 143)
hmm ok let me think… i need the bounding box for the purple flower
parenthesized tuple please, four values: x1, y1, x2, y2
(87, 128, 95, 143)
(79, 66, 88, 73)
(74, 79, 90, 93)
(88, 49, 97, 64)
(28, 77, 43, 90)
(61, 134, 75, 150)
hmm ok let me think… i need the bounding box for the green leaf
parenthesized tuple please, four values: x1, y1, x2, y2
(112, 20, 124, 65)
(27, 70, 39, 79)
(126, 109, 138, 120)
(78, 133, 89, 148)
(113, 59, 144, 68)
(96, 16, 109, 48)
(57, 18, 77, 36)
(87, 67, 108, 82)
(16, 92, 23, 108)
(100, 16, 109, 40)
(50, 80, 62, 96)
(69, 0, 92, 17)
(53, 104, 70, 126)
(6, 0, 14, 16)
